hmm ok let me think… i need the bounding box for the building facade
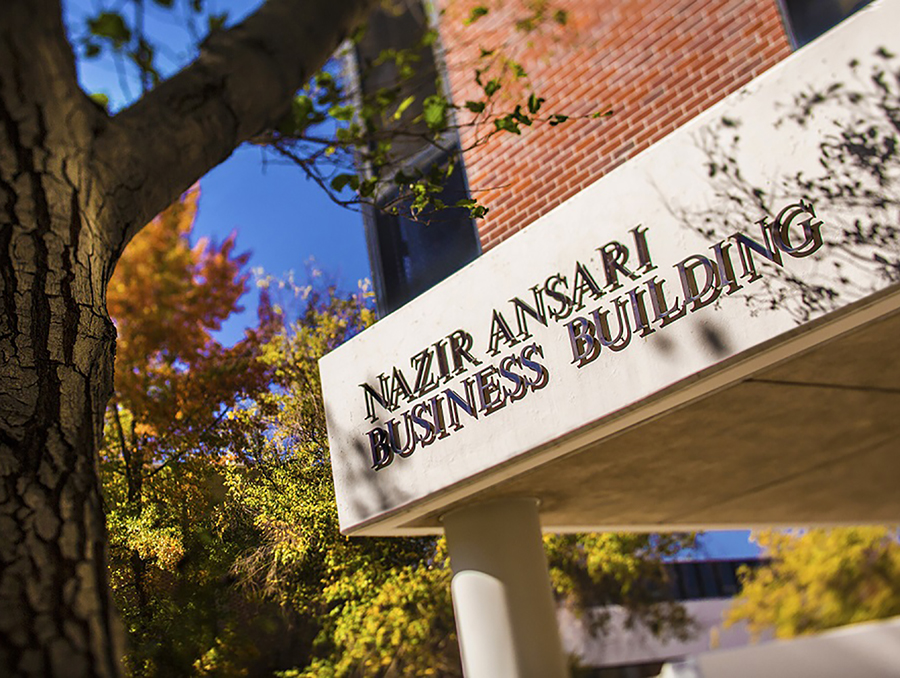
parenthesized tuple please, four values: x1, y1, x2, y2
(563, 558, 764, 677)
(360, 0, 868, 314)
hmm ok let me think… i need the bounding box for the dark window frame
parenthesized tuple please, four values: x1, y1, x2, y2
(362, 144, 481, 316)
(775, 0, 874, 49)
(349, 0, 482, 317)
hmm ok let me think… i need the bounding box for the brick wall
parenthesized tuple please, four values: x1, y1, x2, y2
(435, 0, 792, 251)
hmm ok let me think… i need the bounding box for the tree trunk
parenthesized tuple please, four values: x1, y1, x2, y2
(0, 132, 123, 675)
(0, 0, 375, 673)
(0, 2, 124, 674)
(0, 13, 124, 667)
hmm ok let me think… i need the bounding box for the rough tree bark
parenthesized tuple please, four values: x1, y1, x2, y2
(0, 0, 375, 674)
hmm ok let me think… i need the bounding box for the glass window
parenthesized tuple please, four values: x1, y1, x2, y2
(715, 561, 740, 597)
(677, 563, 701, 600)
(367, 153, 480, 314)
(354, 1, 440, 163)
(778, 0, 874, 48)
(354, 0, 481, 315)
(697, 561, 719, 598)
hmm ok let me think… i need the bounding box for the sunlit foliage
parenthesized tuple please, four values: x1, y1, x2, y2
(102, 187, 278, 675)
(103, 195, 696, 676)
(727, 528, 900, 640)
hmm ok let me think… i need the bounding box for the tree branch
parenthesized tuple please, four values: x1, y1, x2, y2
(0, 0, 107, 152)
(96, 0, 377, 249)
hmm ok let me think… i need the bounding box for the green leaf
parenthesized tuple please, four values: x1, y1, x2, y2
(528, 93, 545, 115)
(88, 12, 131, 49)
(208, 12, 228, 33)
(511, 105, 532, 126)
(277, 95, 320, 135)
(394, 170, 414, 185)
(548, 114, 569, 126)
(465, 100, 486, 114)
(88, 92, 110, 110)
(484, 79, 501, 97)
(422, 95, 447, 131)
(317, 71, 335, 88)
(454, 198, 477, 208)
(329, 105, 355, 122)
(411, 194, 429, 215)
(515, 17, 536, 33)
(83, 41, 101, 58)
(330, 174, 358, 193)
(393, 95, 415, 120)
(591, 109, 614, 118)
(465, 6, 489, 25)
(293, 94, 314, 119)
(420, 29, 438, 47)
(359, 178, 377, 198)
(553, 9, 569, 25)
(494, 116, 521, 134)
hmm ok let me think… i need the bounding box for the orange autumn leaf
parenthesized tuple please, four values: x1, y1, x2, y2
(107, 185, 276, 469)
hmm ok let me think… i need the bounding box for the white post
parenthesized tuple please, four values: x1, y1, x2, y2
(442, 498, 568, 678)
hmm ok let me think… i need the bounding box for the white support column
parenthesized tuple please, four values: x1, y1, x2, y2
(442, 498, 568, 678)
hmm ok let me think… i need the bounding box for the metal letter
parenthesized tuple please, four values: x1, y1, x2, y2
(565, 316, 600, 367)
(676, 254, 722, 312)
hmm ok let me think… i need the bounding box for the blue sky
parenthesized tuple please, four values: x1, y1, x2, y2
(63, 0, 760, 560)
(64, 0, 371, 344)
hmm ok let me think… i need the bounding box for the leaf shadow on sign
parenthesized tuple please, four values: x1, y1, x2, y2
(699, 323, 730, 357)
(326, 406, 414, 524)
(669, 47, 900, 325)
(646, 320, 732, 360)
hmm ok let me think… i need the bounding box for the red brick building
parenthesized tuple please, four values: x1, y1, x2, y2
(357, 0, 866, 315)
(439, 0, 791, 251)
